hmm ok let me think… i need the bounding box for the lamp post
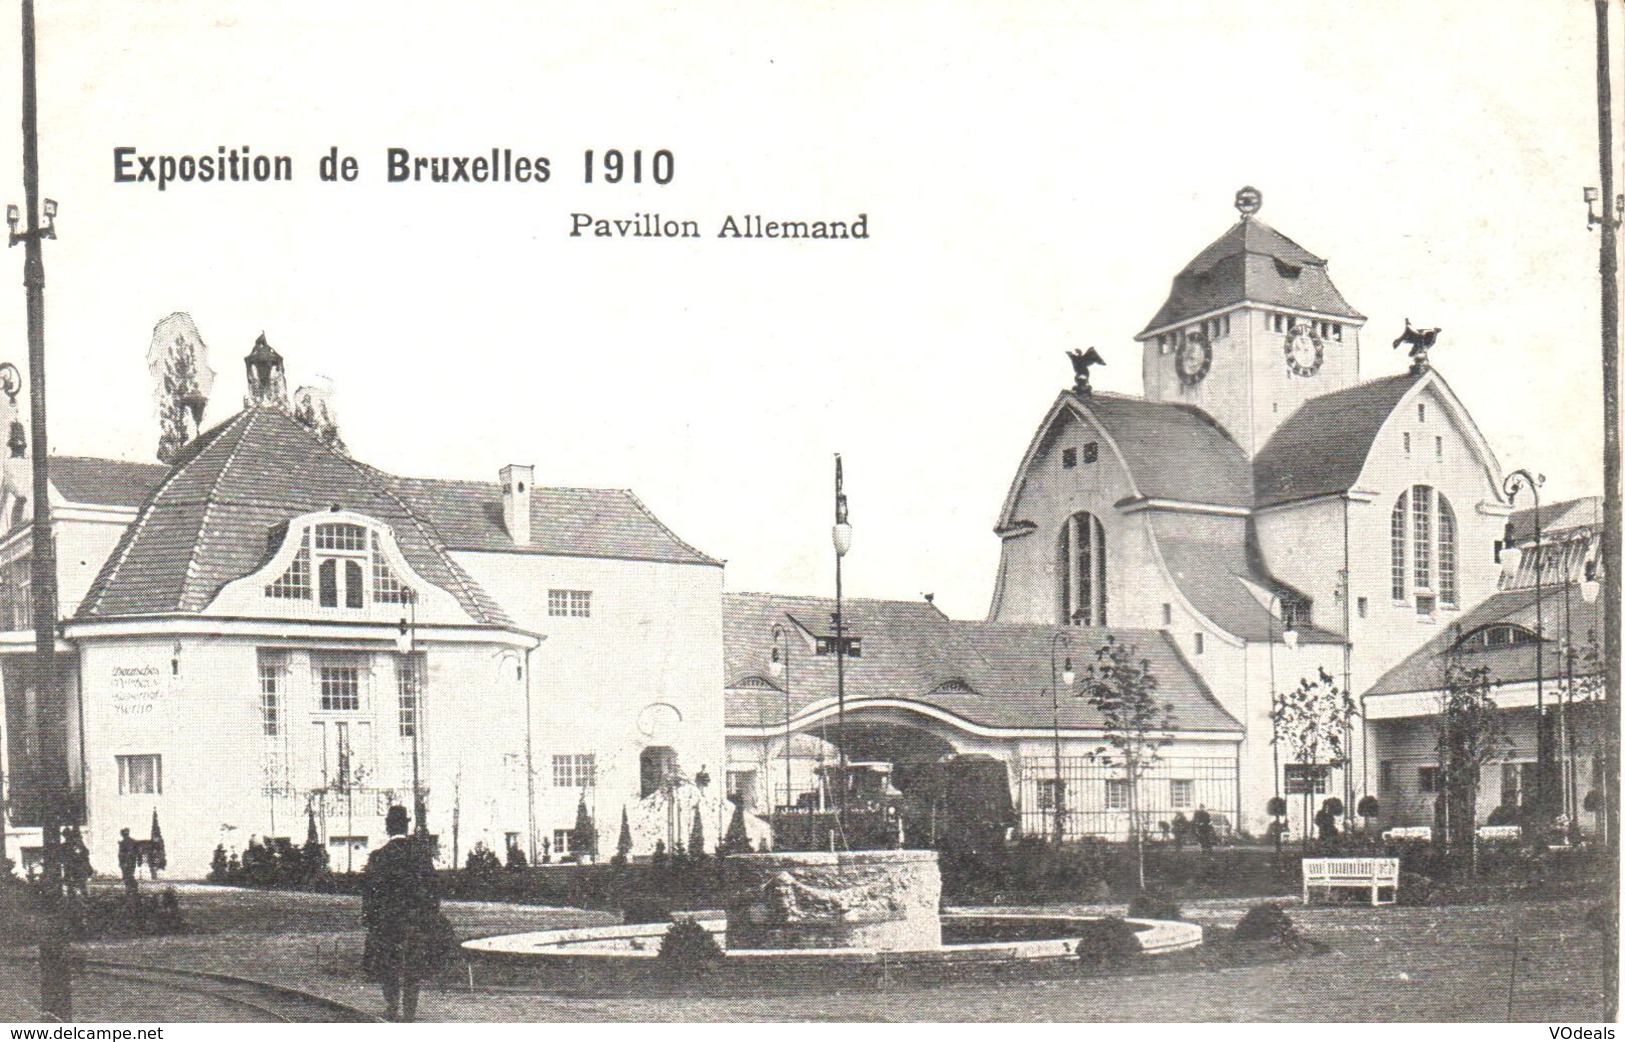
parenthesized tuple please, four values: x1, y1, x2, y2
(7, 0, 69, 1020)
(1503, 469, 1546, 827)
(1266, 593, 1298, 855)
(831, 454, 853, 845)
(395, 591, 426, 840)
(1049, 632, 1075, 846)
(770, 623, 792, 811)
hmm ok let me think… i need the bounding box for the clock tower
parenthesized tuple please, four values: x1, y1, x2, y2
(1135, 188, 1366, 458)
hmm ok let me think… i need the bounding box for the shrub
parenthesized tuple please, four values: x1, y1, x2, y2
(1234, 903, 1299, 946)
(76, 888, 188, 939)
(621, 897, 673, 924)
(466, 842, 503, 881)
(1126, 890, 1181, 921)
(658, 917, 724, 968)
(1074, 917, 1141, 968)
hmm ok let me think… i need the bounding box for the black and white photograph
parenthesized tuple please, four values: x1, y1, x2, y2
(0, 0, 1618, 1027)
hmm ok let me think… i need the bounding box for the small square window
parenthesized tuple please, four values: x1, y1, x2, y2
(1082, 442, 1099, 464)
(1170, 779, 1195, 810)
(1418, 766, 1440, 794)
(1037, 778, 1065, 811)
(117, 754, 162, 795)
(1357, 596, 1368, 618)
(548, 589, 592, 618)
(1416, 594, 1436, 617)
(1061, 447, 1077, 469)
(1105, 779, 1129, 812)
(552, 829, 572, 857)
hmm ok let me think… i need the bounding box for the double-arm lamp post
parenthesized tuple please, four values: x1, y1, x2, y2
(1049, 632, 1075, 845)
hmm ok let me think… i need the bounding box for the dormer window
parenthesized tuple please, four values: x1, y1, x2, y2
(264, 521, 413, 610)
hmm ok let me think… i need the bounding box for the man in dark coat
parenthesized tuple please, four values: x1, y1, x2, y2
(116, 828, 139, 895)
(362, 805, 442, 1022)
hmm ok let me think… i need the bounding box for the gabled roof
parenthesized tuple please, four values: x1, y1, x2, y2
(1365, 584, 1602, 697)
(78, 408, 512, 625)
(996, 391, 1254, 528)
(724, 592, 1241, 735)
(390, 477, 719, 566)
(1253, 372, 1421, 507)
(47, 456, 169, 508)
(1138, 218, 1365, 337)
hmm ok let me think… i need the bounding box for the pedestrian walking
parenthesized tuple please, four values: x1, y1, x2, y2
(116, 827, 139, 895)
(361, 805, 446, 1022)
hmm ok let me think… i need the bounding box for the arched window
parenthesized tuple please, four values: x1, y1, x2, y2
(1390, 485, 1457, 609)
(1058, 511, 1107, 626)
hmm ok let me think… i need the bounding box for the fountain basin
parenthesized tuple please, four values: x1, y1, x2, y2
(723, 849, 942, 951)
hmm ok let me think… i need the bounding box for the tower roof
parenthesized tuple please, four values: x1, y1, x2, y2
(1138, 217, 1365, 338)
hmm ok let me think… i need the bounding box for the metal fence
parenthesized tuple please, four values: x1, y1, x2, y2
(1018, 755, 1238, 840)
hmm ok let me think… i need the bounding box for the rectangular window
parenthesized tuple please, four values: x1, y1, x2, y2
(1415, 593, 1436, 617)
(316, 657, 364, 711)
(552, 753, 597, 788)
(1391, 491, 1408, 601)
(727, 769, 758, 808)
(1402, 432, 1412, 455)
(1161, 603, 1172, 626)
(1418, 766, 1440, 794)
(1332, 323, 1342, 340)
(1170, 779, 1194, 810)
(552, 829, 572, 857)
(1036, 778, 1065, 811)
(1439, 503, 1457, 607)
(1082, 442, 1099, 464)
(1104, 779, 1129, 812)
(1379, 760, 1393, 792)
(548, 589, 592, 618)
(1418, 404, 1427, 423)
(315, 523, 368, 551)
(1193, 632, 1204, 655)
(1357, 596, 1368, 618)
(397, 654, 423, 738)
(1412, 485, 1432, 589)
(1061, 447, 1077, 469)
(258, 650, 286, 737)
(117, 754, 162, 795)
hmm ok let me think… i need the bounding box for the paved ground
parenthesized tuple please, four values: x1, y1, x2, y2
(0, 883, 1611, 1022)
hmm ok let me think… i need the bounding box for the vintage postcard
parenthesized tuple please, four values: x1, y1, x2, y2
(0, 0, 1617, 1027)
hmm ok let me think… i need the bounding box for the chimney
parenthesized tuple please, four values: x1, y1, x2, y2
(501, 464, 534, 545)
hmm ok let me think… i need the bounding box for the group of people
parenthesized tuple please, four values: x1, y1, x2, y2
(1167, 807, 1220, 852)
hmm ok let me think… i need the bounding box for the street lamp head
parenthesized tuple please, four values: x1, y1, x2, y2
(1282, 627, 1299, 650)
(1585, 186, 1600, 204)
(1061, 657, 1075, 687)
(395, 617, 413, 655)
(1581, 560, 1601, 604)
(769, 644, 784, 678)
(41, 199, 56, 219)
(832, 521, 853, 557)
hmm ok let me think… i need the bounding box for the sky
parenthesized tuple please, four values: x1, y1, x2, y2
(0, 0, 1615, 621)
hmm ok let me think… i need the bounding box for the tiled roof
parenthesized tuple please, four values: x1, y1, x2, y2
(78, 408, 512, 625)
(48, 456, 169, 507)
(1365, 584, 1602, 696)
(1080, 392, 1254, 508)
(389, 477, 719, 566)
(1149, 513, 1341, 645)
(1138, 218, 1365, 337)
(1253, 372, 1420, 507)
(1508, 496, 1602, 543)
(723, 592, 1241, 735)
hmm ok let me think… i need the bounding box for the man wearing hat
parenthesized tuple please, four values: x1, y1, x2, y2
(362, 805, 443, 1021)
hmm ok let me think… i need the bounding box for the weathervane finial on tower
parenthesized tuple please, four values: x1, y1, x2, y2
(1235, 185, 1262, 220)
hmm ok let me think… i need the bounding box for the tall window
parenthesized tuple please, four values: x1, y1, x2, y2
(1391, 491, 1408, 600)
(1058, 511, 1107, 626)
(397, 654, 423, 737)
(258, 650, 286, 737)
(1391, 485, 1457, 608)
(117, 754, 162, 795)
(640, 746, 678, 797)
(1170, 778, 1195, 810)
(553, 753, 597, 788)
(1104, 778, 1129, 812)
(1037, 778, 1065, 811)
(0, 554, 32, 630)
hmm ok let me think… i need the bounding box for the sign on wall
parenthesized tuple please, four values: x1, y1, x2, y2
(109, 665, 165, 716)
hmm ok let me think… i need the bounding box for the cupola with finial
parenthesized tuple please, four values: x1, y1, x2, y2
(244, 333, 289, 409)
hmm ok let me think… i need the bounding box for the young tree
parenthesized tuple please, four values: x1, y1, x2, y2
(1435, 661, 1509, 873)
(1079, 636, 1173, 891)
(572, 794, 598, 862)
(1269, 667, 1359, 847)
(613, 806, 634, 866)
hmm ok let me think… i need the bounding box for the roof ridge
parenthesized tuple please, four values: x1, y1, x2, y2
(79, 410, 254, 617)
(180, 410, 262, 609)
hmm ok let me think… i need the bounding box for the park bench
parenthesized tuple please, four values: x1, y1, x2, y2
(1301, 856, 1399, 907)
(1475, 825, 1522, 842)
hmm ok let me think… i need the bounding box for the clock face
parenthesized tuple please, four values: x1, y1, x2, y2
(1283, 323, 1324, 376)
(1175, 331, 1212, 386)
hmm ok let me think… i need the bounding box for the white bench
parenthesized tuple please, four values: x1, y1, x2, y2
(1301, 857, 1399, 907)
(1381, 826, 1434, 842)
(1475, 825, 1522, 842)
